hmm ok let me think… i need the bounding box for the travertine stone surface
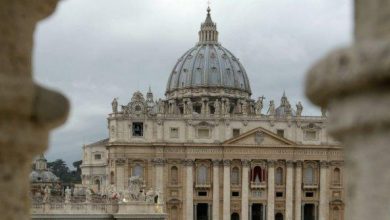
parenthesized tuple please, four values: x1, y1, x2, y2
(212, 160, 220, 220)
(305, 1, 390, 219)
(319, 161, 329, 220)
(267, 161, 275, 220)
(241, 160, 249, 220)
(294, 161, 302, 220)
(285, 161, 293, 220)
(223, 160, 231, 220)
(0, 1, 69, 220)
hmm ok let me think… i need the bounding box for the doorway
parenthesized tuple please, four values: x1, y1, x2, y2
(275, 212, 284, 220)
(304, 204, 315, 220)
(231, 212, 239, 220)
(196, 203, 209, 220)
(252, 203, 264, 220)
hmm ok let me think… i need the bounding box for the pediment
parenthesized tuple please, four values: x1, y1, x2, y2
(224, 127, 296, 146)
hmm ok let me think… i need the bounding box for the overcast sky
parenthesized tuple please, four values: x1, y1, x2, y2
(33, 0, 353, 166)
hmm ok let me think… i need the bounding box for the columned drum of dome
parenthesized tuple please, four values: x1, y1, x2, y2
(165, 7, 251, 101)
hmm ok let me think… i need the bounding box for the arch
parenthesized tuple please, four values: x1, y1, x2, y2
(133, 164, 143, 177)
(231, 212, 240, 220)
(231, 167, 240, 185)
(197, 165, 208, 185)
(94, 178, 101, 191)
(304, 165, 315, 185)
(333, 168, 341, 185)
(171, 206, 178, 220)
(171, 166, 178, 185)
(275, 213, 284, 220)
(275, 167, 283, 185)
(110, 171, 115, 184)
(252, 166, 266, 183)
(332, 206, 340, 220)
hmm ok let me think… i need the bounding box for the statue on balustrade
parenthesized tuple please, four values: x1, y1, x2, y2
(64, 186, 72, 203)
(296, 101, 303, 116)
(255, 96, 265, 115)
(112, 98, 118, 113)
(128, 176, 144, 201)
(43, 185, 51, 203)
(145, 188, 155, 203)
(158, 99, 165, 114)
(268, 100, 275, 116)
(85, 188, 93, 203)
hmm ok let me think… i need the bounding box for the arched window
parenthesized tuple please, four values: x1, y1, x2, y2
(231, 167, 240, 185)
(332, 207, 340, 220)
(275, 213, 284, 220)
(231, 212, 240, 220)
(275, 167, 283, 185)
(133, 164, 143, 177)
(171, 206, 178, 220)
(333, 168, 341, 185)
(110, 171, 115, 184)
(252, 166, 266, 183)
(171, 166, 178, 185)
(304, 165, 315, 185)
(94, 178, 101, 191)
(197, 165, 208, 185)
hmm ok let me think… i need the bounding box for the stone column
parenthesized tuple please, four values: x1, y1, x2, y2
(0, 2, 69, 219)
(241, 159, 250, 220)
(212, 160, 220, 220)
(319, 161, 329, 220)
(295, 161, 303, 220)
(223, 160, 231, 220)
(153, 158, 165, 205)
(285, 160, 294, 220)
(184, 159, 194, 220)
(267, 160, 275, 220)
(305, 1, 390, 220)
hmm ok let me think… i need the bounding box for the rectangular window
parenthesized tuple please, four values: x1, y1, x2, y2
(305, 192, 314, 197)
(132, 122, 144, 137)
(276, 192, 283, 197)
(232, 191, 240, 197)
(277, 129, 284, 137)
(305, 130, 317, 140)
(170, 128, 179, 138)
(198, 191, 207, 196)
(198, 128, 210, 138)
(94, 154, 101, 160)
(232, 129, 240, 138)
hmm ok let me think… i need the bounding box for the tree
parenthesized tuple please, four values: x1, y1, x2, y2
(47, 159, 82, 184)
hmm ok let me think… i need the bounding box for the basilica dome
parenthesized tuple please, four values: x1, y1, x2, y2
(165, 7, 251, 98)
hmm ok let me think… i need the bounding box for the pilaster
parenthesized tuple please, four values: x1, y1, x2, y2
(295, 161, 303, 220)
(267, 160, 275, 220)
(319, 161, 329, 220)
(285, 160, 294, 220)
(184, 159, 194, 220)
(223, 159, 231, 220)
(241, 159, 250, 220)
(212, 159, 221, 220)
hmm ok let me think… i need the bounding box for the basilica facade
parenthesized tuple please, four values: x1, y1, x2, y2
(81, 7, 344, 220)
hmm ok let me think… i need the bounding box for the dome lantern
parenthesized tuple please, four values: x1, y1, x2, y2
(198, 7, 219, 44)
